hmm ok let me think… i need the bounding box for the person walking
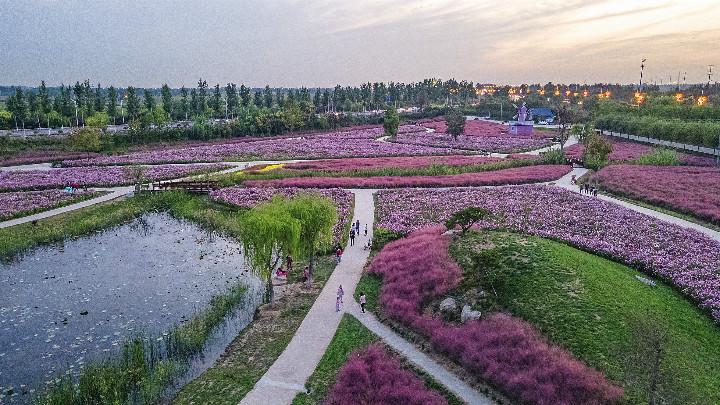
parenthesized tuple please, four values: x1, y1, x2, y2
(337, 285, 344, 303)
(336, 246, 343, 263)
(364, 224, 368, 236)
(355, 220, 360, 233)
(592, 187, 598, 197)
(336, 295, 342, 312)
(359, 292, 366, 313)
(349, 228, 355, 246)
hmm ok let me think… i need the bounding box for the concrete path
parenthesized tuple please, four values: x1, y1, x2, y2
(553, 167, 720, 242)
(0, 186, 133, 229)
(348, 308, 493, 405)
(239, 189, 377, 405)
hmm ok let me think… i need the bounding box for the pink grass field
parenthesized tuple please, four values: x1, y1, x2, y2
(325, 344, 447, 405)
(592, 164, 720, 223)
(243, 165, 571, 188)
(566, 138, 715, 166)
(280, 155, 512, 172)
(367, 226, 623, 404)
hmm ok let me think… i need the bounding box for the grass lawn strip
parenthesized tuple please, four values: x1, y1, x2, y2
(448, 230, 720, 404)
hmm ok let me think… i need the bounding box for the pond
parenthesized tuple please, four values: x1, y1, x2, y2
(0, 213, 263, 403)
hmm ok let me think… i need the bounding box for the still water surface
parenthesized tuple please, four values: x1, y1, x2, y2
(0, 213, 262, 403)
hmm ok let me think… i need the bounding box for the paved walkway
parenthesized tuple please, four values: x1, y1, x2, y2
(239, 189, 492, 405)
(239, 189, 376, 405)
(553, 167, 720, 242)
(0, 186, 134, 229)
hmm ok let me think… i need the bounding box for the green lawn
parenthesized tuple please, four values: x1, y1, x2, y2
(450, 230, 720, 404)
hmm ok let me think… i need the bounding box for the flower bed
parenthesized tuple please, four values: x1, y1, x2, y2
(281, 155, 510, 172)
(368, 226, 623, 404)
(374, 186, 720, 321)
(565, 138, 715, 166)
(390, 132, 551, 153)
(243, 165, 571, 189)
(592, 165, 720, 224)
(0, 151, 103, 167)
(418, 118, 510, 137)
(325, 344, 447, 405)
(0, 190, 100, 220)
(209, 187, 352, 243)
(61, 127, 466, 166)
(0, 164, 229, 191)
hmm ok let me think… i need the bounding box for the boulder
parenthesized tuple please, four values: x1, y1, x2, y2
(461, 305, 481, 323)
(439, 298, 457, 313)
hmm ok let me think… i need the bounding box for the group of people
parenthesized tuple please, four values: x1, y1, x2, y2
(348, 219, 367, 247)
(579, 183, 598, 197)
(335, 284, 366, 313)
(275, 254, 312, 287)
(571, 175, 599, 197)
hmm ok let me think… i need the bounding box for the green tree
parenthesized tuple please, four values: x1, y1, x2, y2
(85, 112, 110, 127)
(94, 84, 105, 113)
(179, 86, 189, 120)
(383, 106, 399, 136)
(583, 131, 613, 170)
(161, 84, 173, 119)
(239, 197, 301, 304)
(445, 108, 466, 141)
(143, 89, 155, 112)
(107, 86, 118, 123)
(212, 84, 222, 116)
(570, 123, 595, 144)
(264, 85, 273, 108)
(286, 194, 337, 281)
(126, 87, 141, 120)
(445, 207, 490, 234)
(7, 87, 28, 129)
(67, 127, 102, 153)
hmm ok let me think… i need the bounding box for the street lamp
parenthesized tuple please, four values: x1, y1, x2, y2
(72, 99, 79, 127)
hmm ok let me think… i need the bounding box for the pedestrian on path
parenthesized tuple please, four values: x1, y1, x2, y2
(359, 292, 366, 313)
(592, 187, 598, 197)
(355, 219, 360, 233)
(336, 246, 343, 263)
(364, 224, 368, 236)
(349, 228, 355, 246)
(337, 285, 344, 303)
(336, 295, 342, 312)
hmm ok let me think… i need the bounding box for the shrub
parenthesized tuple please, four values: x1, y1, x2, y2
(634, 148, 679, 166)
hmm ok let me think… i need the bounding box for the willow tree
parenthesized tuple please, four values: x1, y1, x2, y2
(239, 197, 300, 304)
(286, 193, 337, 283)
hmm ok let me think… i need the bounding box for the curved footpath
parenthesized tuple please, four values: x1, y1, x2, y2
(553, 167, 720, 242)
(239, 189, 493, 405)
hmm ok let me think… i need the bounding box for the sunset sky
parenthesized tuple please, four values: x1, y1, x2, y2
(1, 0, 719, 87)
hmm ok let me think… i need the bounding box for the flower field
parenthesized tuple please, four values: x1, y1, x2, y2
(592, 165, 720, 223)
(0, 151, 103, 167)
(0, 164, 229, 191)
(367, 225, 623, 404)
(209, 186, 353, 243)
(0, 190, 100, 220)
(325, 344, 447, 405)
(374, 185, 720, 321)
(243, 165, 571, 188)
(280, 155, 510, 172)
(61, 127, 467, 166)
(565, 137, 715, 166)
(390, 131, 551, 153)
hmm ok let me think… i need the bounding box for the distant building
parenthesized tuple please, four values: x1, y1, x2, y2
(530, 108, 555, 122)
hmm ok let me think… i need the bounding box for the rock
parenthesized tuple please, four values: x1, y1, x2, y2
(461, 305, 481, 323)
(439, 298, 457, 313)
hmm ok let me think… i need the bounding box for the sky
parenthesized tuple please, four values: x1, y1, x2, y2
(1, 0, 719, 88)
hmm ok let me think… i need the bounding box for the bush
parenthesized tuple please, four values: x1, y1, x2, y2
(635, 148, 679, 166)
(582, 132, 612, 170)
(383, 107, 400, 136)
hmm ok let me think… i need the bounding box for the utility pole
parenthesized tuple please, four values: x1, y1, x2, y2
(640, 58, 647, 91)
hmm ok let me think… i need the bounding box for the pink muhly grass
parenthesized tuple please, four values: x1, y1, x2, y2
(325, 344, 447, 405)
(592, 164, 720, 223)
(367, 226, 624, 404)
